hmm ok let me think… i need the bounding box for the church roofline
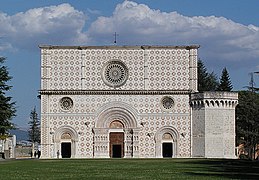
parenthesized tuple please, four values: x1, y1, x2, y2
(38, 45, 200, 50)
(39, 89, 192, 95)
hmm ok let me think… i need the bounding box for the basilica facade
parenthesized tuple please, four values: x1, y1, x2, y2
(39, 45, 238, 159)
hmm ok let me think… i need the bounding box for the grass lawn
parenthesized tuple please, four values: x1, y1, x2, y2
(0, 158, 259, 179)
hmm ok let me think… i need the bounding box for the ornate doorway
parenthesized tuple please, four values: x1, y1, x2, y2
(61, 142, 71, 158)
(53, 126, 78, 158)
(163, 143, 173, 157)
(109, 132, 124, 158)
(155, 127, 179, 158)
(61, 132, 72, 158)
(94, 104, 139, 158)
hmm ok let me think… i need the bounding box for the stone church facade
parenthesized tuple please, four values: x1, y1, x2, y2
(39, 45, 238, 159)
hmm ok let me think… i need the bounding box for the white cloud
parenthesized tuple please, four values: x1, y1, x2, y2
(0, 1, 258, 70)
(86, 8, 102, 16)
(88, 1, 259, 68)
(0, 3, 89, 51)
(0, 42, 13, 51)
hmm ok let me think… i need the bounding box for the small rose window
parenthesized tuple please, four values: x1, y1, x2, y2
(161, 96, 174, 110)
(60, 97, 73, 110)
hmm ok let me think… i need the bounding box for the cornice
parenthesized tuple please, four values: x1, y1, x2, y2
(191, 91, 238, 100)
(39, 90, 191, 95)
(38, 45, 200, 50)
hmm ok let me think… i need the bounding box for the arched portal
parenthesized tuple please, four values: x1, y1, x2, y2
(94, 103, 139, 158)
(162, 133, 173, 157)
(61, 132, 72, 158)
(154, 126, 179, 158)
(109, 120, 124, 158)
(53, 126, 78, 158)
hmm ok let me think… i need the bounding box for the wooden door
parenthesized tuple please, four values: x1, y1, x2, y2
(109, 132, 124, 158)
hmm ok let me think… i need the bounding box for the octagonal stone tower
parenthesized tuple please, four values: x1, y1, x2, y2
(191, 92, 238, 158)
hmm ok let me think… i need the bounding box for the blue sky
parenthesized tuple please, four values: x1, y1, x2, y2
(0, 0, 259, 129)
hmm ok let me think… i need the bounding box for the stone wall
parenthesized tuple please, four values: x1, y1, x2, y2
(0, 136, 16, 159)
(40, 45, 198, 92)
(191, 92, 238, 158)
(40, 45, 199, 159)
(40, 94, 191, 158)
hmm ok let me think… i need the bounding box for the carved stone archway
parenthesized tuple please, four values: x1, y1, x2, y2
(93, 103, 140, 158)
(53, 126, 78, 158)
(154, 126, 179, 158)
(95, 102, 138, 129)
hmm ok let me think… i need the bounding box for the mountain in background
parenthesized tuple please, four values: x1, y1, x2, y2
(9, 129, 29, 142)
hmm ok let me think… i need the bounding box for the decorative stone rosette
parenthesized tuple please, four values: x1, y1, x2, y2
(101, 60, 128, 88)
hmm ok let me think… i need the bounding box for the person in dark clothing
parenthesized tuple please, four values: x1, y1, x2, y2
(34, 151, 37, 158)
(38, 151, 41, 158)
(57, 150, 60, 158)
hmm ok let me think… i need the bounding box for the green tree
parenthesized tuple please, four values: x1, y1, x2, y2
(217, 67, 233, 91)
(0, 57, 16, 139)
(198, 59, 219, 92)
(236, 91, 259, 159)
(28, 107, 40, 157)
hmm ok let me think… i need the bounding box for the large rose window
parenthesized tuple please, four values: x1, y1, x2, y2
(102, 60, 128, 88)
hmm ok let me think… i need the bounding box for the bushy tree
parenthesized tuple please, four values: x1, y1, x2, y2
(198, 59, 219, 92)
(236, 91, 259, 159)
(0, 57, 16, 139)
(217, 67, 233, 91)
(206, 72, 219, 91)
